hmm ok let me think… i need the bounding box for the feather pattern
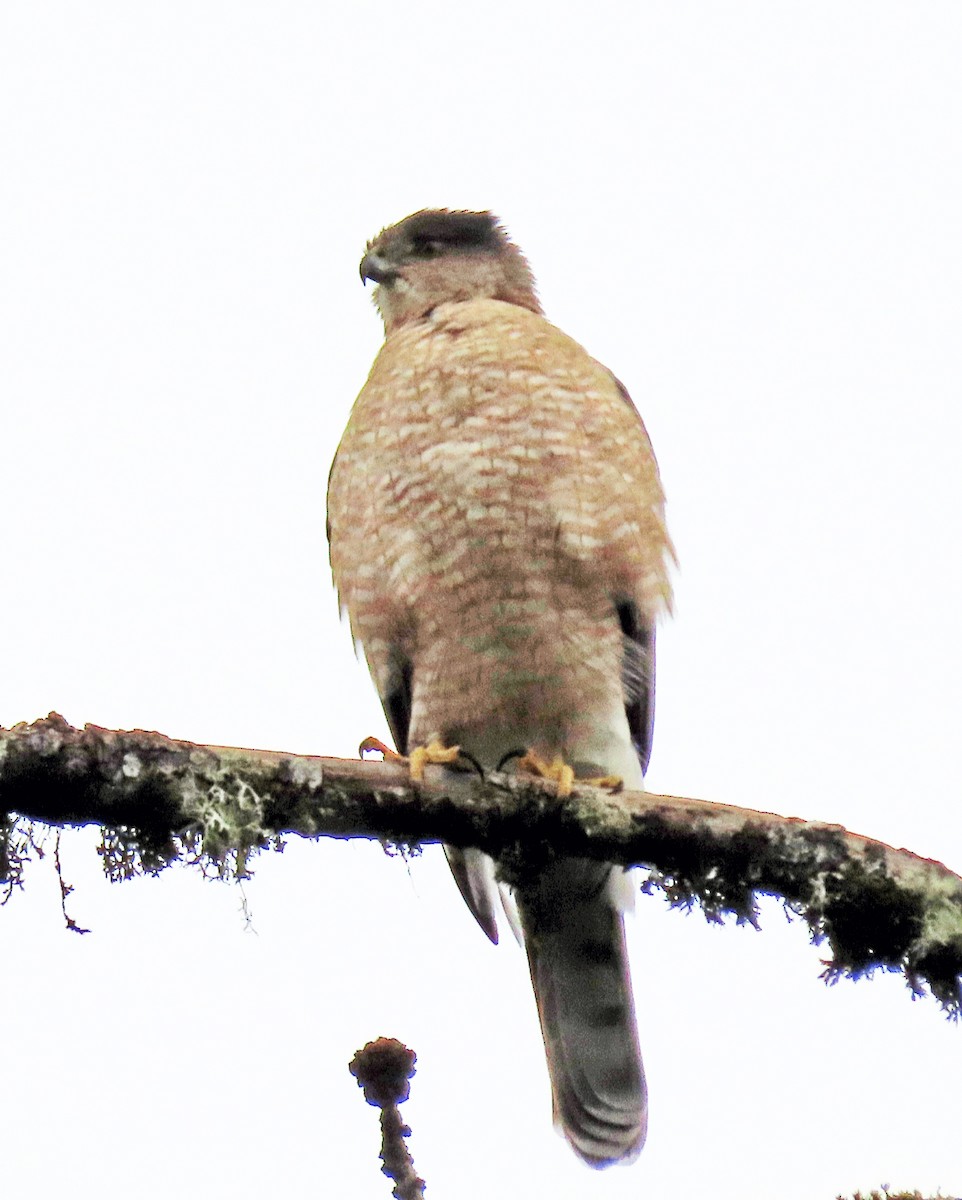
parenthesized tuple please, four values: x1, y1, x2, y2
(328, 211, 673, 1166)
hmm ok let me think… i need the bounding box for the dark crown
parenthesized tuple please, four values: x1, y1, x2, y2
(399, 210, 503, 252)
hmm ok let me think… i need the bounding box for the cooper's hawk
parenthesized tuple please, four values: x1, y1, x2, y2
(327, 210, 673, 1166)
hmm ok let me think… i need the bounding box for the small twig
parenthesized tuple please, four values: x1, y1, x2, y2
(53, 831, 90, 935)
(349, 1038, 425, 1200)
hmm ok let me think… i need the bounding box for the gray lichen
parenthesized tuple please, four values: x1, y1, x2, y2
(2, 712, 960, 1015)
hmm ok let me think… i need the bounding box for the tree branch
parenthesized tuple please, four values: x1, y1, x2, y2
(2, 713, 960, 1014)
(349, 1038, 425, 1200)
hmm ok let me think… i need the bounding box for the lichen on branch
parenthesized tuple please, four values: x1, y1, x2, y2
(2, 712, 960, 1015)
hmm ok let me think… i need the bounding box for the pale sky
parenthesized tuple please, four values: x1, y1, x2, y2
(2, 3, 961, 1197)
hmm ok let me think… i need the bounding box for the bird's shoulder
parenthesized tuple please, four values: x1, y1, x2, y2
(363, 299, 638, 417)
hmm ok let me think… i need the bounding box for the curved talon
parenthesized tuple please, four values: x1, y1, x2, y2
(359, 735, 404, 761)
(496, 747, 528, 773)
(454, 749, 487, 780)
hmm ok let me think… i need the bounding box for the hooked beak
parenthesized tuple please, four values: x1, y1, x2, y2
(359, 252, 398, 286)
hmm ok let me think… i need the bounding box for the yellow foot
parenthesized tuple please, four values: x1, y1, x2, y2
(408, 739, 461, 781)
(514, 751, 622, 796)
(580, 773, 624, 793)
(515, 751, 576, 797)
(359, 735, 462, 781)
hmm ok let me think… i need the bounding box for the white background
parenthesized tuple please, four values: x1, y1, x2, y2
(2, 3, 960, 1197)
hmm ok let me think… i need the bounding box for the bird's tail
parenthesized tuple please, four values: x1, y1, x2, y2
(520, 858, 647, 1167)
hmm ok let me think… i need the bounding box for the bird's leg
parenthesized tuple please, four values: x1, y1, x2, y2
(359, 735, 461, 781)
(514, 751, 622, 796)
(408, 739, 462, 781)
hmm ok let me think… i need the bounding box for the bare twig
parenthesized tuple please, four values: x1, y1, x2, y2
(53, 830, 90, 935)
(349, 1038, 425, 1200)
(2, 713, 961, 1013)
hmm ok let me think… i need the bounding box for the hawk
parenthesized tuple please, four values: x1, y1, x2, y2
(327, 210, 673, 1166)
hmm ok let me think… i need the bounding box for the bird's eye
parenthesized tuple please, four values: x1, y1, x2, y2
(412, 238, 443, 258)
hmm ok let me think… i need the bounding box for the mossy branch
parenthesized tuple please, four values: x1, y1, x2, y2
(2, 713, 960, 1015)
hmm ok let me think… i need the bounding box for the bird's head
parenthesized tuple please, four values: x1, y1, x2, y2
(359, 209, 542, 333)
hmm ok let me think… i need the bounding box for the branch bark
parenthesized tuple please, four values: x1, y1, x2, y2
(2, 713, 960, 1015)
